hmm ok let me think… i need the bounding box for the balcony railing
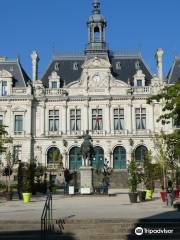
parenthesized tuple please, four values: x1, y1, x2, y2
(112, 129, 128, 135)
(12, 88, 28, 95)
(45, 89, 67, 96)
(132, 86, 151, 95)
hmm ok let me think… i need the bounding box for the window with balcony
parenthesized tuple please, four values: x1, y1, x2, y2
(49, 110, 59, 132)
(135, 108, 146, 130)
(2, 81, 7, 96)
(13, 145, 22, 162)
(137, 79, 142, 87)
(51, 81, 58, 89)
(70, 109, 81, 132)
(14, 115, 23, 133)
(114, 108, 124, 130)
(92, 109, 103, 130)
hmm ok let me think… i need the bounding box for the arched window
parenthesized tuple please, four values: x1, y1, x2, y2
(135, 145, 148, 164)
(69, 147, 82, 170)
(113, 146, 126, 169)
(47, 147, 60, 165)
(94, 26, 100, 41)
(92, 146, 104, 169)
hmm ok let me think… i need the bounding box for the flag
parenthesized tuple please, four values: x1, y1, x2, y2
(95, 115, 100, 130)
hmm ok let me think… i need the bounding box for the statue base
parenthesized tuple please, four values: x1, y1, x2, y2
(80, 166, 93, 194)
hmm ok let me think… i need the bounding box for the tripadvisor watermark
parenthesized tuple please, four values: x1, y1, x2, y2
(135, 226, 174, 236)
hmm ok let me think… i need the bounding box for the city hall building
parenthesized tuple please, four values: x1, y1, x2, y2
(0, 1, 176, 186)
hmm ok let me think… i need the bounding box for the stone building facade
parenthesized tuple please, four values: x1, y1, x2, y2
(0, 1, 176, 186)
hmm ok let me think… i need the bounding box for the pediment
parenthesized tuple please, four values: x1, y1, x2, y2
(82, 57, 111, 69)
(0, 70, 12, 78)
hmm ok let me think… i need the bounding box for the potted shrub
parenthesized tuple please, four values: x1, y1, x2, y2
(101, 159, 112, 194)
(64, 168, 73, 194)
(143, 151, 154, 200)
(128, 152, 138, 203)
(22, 163, 32, 203)
(137, 169, 146, 202)
(2, 151, 14, 200)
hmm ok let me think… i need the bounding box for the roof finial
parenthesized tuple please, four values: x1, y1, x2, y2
(92, 0, 100, 14)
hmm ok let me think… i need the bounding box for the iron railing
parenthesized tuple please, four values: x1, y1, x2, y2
(41, 194, 53, 240)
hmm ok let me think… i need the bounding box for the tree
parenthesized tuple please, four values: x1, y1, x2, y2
(147, 80, 180, 160)
(3, 151, 13, 192)
(128, 152, 138, 193)
(0, 125, 8, 153)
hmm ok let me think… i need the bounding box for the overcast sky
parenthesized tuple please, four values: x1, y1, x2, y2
(0, 0, 180, 78)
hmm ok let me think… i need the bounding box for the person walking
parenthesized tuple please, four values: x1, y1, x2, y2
(166, 180, 174, 207)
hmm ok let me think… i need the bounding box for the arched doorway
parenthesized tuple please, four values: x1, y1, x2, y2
(113, 146, 126, 169)
(92, 146, 104, 169)
(47, 147, 60, 165)
(69, 147, 82, 170)
(135, 145, 148, 164)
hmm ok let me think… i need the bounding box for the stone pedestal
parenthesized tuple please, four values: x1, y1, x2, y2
(80, 166, 93, 194)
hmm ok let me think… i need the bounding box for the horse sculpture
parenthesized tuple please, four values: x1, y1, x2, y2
(80, 130, 94, 166)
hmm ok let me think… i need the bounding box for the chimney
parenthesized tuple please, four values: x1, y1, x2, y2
(155, 48, 163, 82)
(31, 51, 39, 81)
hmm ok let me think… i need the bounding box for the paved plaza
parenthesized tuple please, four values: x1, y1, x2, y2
(0, 189, 179, 221)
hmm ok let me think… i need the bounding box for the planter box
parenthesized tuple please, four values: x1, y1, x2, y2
(69, 186, 74, 195)
(81, 187, 91, 194)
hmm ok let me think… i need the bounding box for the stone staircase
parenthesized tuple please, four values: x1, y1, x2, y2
(0, 218, 180, 240)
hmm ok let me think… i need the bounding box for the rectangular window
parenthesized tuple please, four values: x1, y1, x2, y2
(2, 81, 7, 96)
(14, 115, 23, 133)
(92, 109, 103, 130)
(135, 108, 146, 130)
(52, 81, 57, 89)
(49, 110, 59, 132)
(0, 115, 3, 125)
(137, 80, 142, 87)
(114, 108, 124, 130)
(13, 145, 22, 161)
(70, 109, 81, 132)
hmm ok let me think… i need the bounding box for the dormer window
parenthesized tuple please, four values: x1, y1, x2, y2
(48, 71, 60, 89)
(116, 62, 121, 70)
(52, 81, 57, 89)
(133, 70, 145, 87)
(54, 62, 59, 71)
(2, 81, 7, 96)
(137, 80, 142, 87)
(10, 66, 14, 72)
(73, 62, 78, 70)
(135, 61, 140, 70)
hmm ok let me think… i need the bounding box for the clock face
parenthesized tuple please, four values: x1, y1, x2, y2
(93, 74, 100, 82)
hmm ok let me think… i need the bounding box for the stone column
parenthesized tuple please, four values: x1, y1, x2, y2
(40, 104, 45, 136)
(62, 104, 67, 135)
(31, 51, 39, 82)
(105, 102, 111, 134)
(155, 48, 163, 82)
(83, 101, 89, 131)
(127, 103, 133, 134)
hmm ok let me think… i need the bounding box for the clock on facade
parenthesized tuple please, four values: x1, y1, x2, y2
(92, 74, 100, 82)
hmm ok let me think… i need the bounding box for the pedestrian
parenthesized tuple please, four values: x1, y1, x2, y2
(166, 180, 174, 207)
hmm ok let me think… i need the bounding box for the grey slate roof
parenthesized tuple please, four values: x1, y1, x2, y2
(110, 53, 152, 86)
(41, 55, 85, 88)
(167, 57, 180, 83)
(41, 52, 153, 87)
(0, 58, 30, 87)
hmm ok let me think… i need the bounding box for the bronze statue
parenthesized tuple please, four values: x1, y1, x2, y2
(80, 130, 94, 166)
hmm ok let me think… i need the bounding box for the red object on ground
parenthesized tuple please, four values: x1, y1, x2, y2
(160, 191, 166, 202)
(174, 190, 179, 199)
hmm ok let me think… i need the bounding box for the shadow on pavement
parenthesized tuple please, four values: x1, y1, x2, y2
(0, 230, 77, 240)
(127, 210, 180, 240)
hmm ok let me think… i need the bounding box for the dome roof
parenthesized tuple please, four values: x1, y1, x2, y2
(88, 14, 106, 24)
